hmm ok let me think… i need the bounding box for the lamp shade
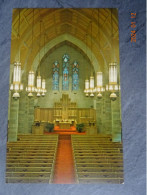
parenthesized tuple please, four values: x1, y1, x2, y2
(28, 71, 35, 87)
(42, 79, 46, 89)
(90, 76, 94, 89)
(10, 61, 23, 98)
(85, 79, 89, 90)
(26, 70, 35, 96)
(96, 72, 103, 87)
(37, 76, 42, 89)
(42, 79, 46, 96)
(13, 62, 21, 83)
(109, 62, 117, 84)
(36, 75, 42, 96)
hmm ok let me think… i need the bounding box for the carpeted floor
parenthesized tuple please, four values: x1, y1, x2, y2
(53, 134, 75, 184)
(44, 126, 85, 183)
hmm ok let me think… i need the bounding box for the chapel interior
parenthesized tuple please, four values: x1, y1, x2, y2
(6, 8, 124, 184)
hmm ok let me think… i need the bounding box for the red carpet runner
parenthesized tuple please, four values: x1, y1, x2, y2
(53, 134, 75, 184)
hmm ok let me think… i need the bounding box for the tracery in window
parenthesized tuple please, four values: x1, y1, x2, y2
(62, 54, 70, 90)
(52, 61, 59, 90)
(72, 61, 79, 90)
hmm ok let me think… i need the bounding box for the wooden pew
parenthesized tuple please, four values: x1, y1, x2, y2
(78, 172, 123, 178)
(78, 178, 124, 184)
(75, 159, 123, 164)
(71, 134, 123, 184)
(6, 167, 52, 172)
(76, 167, 124, 172)
(6, 177, 50, 183)
(6, 134, 58, 183)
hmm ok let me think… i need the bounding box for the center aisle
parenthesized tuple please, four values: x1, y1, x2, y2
(53, 134, 75, 184)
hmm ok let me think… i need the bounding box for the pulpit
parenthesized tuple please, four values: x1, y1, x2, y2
(32, 124, 44, 135)
(86, 121, 97, 135)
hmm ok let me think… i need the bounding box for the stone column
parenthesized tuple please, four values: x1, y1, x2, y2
(111, 96, 122, 142)
(96, 98, 103, 133)
(8, 97, 19, 142)
(18, 91, 28, 134)
(27, 97, 35, 133)
(103, 92, 112, 134)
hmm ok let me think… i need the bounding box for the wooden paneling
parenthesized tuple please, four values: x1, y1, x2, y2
(77, 108, 96, 123)
(34, 94, 96, 123)
(34, 108, 54, 122)
(34, 107, 96, 124)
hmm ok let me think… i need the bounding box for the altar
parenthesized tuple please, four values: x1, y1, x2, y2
(55, 119, 75, 129)
(59, 121, 71, 129)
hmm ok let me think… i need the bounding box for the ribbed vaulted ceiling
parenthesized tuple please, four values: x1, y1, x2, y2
(10, 8, 119, 72)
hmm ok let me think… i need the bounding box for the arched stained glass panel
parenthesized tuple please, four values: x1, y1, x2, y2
(62, 54, 70, 90)
(52, 61, 59, 90)
(72, 61, 79, 90)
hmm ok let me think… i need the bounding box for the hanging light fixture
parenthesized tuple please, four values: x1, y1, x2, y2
(10, 9, 23, 99)
(89, 75, 95, 97)
(36, 20, 42, 97)
(26, 70, 35, 97)
(106, 9, 120, 101)
(10, 61, 23, 98)
(41, 33, 47, 97)
(26, 9, 35, 97)
(41, 79, 47, 96)
(84, 11, 105, 98)
(106, 62, 120, 100)
(36, 75, 42, 96)
(95, 10, 105, 99)
(89, 20, 95, 97)
(84, 79, 90, 97)
(96, 72, 105, 99)
(84, 33, 90, 97)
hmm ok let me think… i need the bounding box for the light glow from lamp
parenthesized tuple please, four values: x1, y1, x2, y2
(109, 62, 117, 84)
(84, 79, 89, 96)
(95, 72, 105, 97)
(42, 79, 47, 96)
(36, 75, 42, 96)
(90, 76, 94, 89)
(97, 72, 103, 87)
(13, 62, 21, 83)
(106, 62, 120, 101)
(28, 71, 35, 86)
(85, 79, 89, 90)
(26, 71, 35, 97)
(10, 61, 23, 98)
(89, 76, 95, 97)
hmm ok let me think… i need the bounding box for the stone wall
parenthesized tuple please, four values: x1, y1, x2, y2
(8, 44, 122, 142)
(36, 44, 94, 108)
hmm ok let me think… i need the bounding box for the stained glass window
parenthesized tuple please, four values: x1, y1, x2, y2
(62, 54, 70, 90)
(72, 61, 79, 90)
(52, 61, 59, 90)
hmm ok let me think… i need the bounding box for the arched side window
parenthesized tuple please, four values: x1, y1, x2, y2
(52, 61, 59, 90)
(72, 61, 79, 90)
(62, 54, 70, 90)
